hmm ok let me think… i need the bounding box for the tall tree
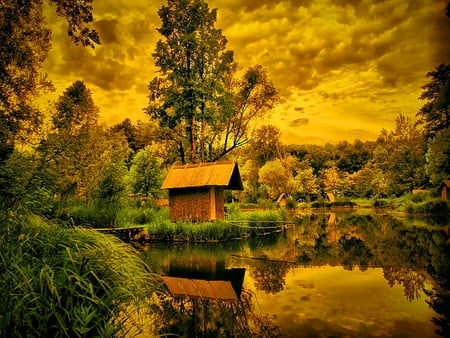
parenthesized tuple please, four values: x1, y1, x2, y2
(425, 127, 450, 186)
(0, 0, 99, 163)
(147, 0, 277, 163)
(417, 64, 450, 137)
(213, 67, 277, 160)
(127, 146, 164, 199)
(248, 125, 281, 166)
(147, 0, 233, 163)
(41, 81, 128, 202)
(370, 115, 427, 195)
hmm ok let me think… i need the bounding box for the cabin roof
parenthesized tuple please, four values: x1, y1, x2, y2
(161, 161, 243, 190)
(161, 276, 238, 301)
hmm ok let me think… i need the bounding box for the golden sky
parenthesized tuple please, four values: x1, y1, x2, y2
(43, 0, 450, 144)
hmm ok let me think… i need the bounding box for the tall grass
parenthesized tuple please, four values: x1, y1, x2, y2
(0, 213, 159, 337)
(374, 193, 449, 215)
(143, 209, 288, 242)
(116, 207, 168, 228)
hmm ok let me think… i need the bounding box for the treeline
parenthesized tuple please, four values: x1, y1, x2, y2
(0, 80, 167, 218)
(231, 116, 426, 202)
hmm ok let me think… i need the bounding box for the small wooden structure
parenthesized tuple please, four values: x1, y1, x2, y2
(276, 193, 287, 207)
(438, 180, 450, 200)
(161, 161, 243, 222)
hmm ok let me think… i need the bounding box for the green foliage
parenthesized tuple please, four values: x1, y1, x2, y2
(55, 200, 117, 228)
(426, 126, 450, 185)
(91, 161, 127, 209)
(140, 209, 287, 242)
(311, 201, 356, 208)
(116, 207, 169, 227)
(257, 198, 278, 209)
(0, 150, 55, 215)
(0, 0, 99, 163)
(285, 197, 297, 209)
(127, 146, 164, 199)
(417, 63, 450, 136)
(373, 199, 390, 208)
(0, 214, 157, 337)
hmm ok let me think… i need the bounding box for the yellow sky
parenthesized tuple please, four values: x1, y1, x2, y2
(42, 0, 450, 144)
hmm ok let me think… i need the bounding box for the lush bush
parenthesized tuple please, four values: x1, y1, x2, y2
(373, 199, 390, 208)
(311, 201, 330, 208)
(331, 201, 356, 207)
(144, 209, 287, 242)
(285, 197, 297, 209)
(116, 207, 168, 227)
(55, 204, 118, 228)
(256, 198, 278, 209)
(425, 200, 448, 214)
(0, 214, 158, 337)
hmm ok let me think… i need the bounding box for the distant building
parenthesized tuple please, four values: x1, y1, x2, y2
(161, 161, 243, 221)
(438, 180, 450, 200)
(276, 193, 287, 207)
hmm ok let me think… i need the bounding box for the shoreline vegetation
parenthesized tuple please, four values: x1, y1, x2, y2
(51, 193, 450, 244)
(1, 195, 448, 335)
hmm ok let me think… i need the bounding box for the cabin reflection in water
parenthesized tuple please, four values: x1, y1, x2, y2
(161, 256, 245, 301)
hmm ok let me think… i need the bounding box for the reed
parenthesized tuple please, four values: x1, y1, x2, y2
(0, 214, 159, 337)
(143, 209, 288, 242)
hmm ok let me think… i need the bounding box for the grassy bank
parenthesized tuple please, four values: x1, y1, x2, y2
(0, 213, 159, 337)
(371, 193, 449, 214)
(143, 208, 287, 242)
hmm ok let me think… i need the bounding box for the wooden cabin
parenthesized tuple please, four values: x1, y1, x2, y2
(438, 180, 450, 200)
(161, 161, 243, 222)
(276, 193, 287, 207)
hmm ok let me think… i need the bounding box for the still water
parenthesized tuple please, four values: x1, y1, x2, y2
(139, 211, 450, 337)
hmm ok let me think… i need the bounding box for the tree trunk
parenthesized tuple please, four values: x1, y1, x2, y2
(179, 141, 185, 165)
(186, 114, 197, 163)
(200, 101, 205, 162)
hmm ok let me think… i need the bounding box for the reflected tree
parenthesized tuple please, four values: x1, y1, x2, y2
(250, 256, 290, 294)
(154, 289, 284, 337)
(383, 268, 427, 301)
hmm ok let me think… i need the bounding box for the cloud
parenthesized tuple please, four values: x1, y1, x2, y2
(40, 0, 448, 142)
(290, 118, 309, 127)
(94, 19, 120, 44)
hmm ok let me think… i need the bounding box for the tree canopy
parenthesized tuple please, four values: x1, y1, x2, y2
(0, 0, 99, 163)
(147, 0, 277, 164)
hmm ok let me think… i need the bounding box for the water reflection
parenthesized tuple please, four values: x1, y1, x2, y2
(150, 255, 282, 337)
(140, 211, 450, 337)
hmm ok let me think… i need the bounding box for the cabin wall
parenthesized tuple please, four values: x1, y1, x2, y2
(215, 187, 225, 219)
(168, 187, 226, 221)
(169, 188, 211, 221)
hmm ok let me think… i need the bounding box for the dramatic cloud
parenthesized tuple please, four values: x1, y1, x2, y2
(41, 0, 450, 144)
(290, 118, 309, 127)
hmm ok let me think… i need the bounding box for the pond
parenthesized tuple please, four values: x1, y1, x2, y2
(139, 211, 450, 337)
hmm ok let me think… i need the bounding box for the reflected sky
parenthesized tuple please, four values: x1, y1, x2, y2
(239, 265, 436, 337)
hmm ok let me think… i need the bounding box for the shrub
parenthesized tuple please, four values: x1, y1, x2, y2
(285, 197, 297, 209)
(116, 207, 168, 227)
(424, 200, 448, 214)
(373, 199, 389, 208)
(331, 201, 356, 207)
(55, 204, 117, 228)
(311, 201, 330, 208)
(257, 198, 277, 209)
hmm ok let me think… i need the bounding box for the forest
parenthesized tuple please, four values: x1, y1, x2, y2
(1, 0, 449, 336)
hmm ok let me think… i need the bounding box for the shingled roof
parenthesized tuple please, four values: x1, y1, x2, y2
(161, 161, 243, 190)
